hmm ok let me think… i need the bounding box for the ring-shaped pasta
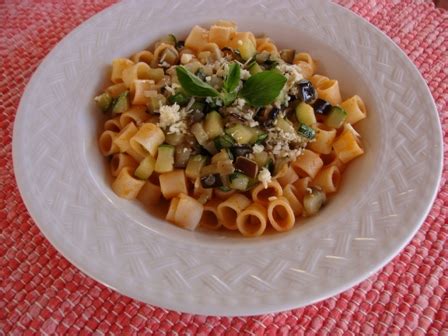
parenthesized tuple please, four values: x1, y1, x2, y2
(267, 197, 296, 232)
(217, 193, 251, 230)
(237, 203, 267, 237)
(251, 180, 283, 206)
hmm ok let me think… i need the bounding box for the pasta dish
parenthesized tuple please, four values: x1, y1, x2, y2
(95, 21, 366, 237)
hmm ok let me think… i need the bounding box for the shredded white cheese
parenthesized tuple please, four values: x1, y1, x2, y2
(252, 144, 264, 153)
(158, 103, 187, 134)
(258, 167, 272, 189)
(240, 69, 251, 80)
(180, 53, 193, 64)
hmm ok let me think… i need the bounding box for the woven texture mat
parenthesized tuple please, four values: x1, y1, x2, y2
(1, 0, 447, 334)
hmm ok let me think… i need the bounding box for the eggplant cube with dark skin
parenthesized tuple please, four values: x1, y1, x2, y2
(200, 174, 223, 188)
(234, 157, 259, 178)
(296, 80, 317, 104)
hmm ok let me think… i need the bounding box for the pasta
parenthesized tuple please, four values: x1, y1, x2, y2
(95, 21, 366, 237)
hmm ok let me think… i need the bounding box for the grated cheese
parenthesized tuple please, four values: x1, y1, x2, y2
(258, 167, 272, 189)
(180, 53, 193, 64)
(158, 103, 187, 134)
(252, 144, 264, 153)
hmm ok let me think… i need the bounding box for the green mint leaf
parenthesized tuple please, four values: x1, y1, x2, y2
(176, 66, 219, 97)
(223, 62, 240, 93)
(221, 91, 238, 106)
(239, 70, 287, 107)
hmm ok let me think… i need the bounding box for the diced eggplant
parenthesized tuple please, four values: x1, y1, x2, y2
(234, 157, 259, 178)
(303, 187, 327, 216)
(280, 49, 295, 64)
(324, 106, 348, 129)
(312, 99, 332, 117)
(255, 51, 270, 64)
(231, 145, 253, 158)
(296, 80, 316, 104)
(185, 155, 207, 179)
(175, 146, 192, 168)
(297, 123, 316, 140)
(255, 106, 280, 126)
(200, 174, 223, 188)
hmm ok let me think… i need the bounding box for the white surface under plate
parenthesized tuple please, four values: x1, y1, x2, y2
(13, 0, 443, 316)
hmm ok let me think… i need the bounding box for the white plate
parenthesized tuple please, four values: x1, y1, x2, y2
(13, 0, 443, 316)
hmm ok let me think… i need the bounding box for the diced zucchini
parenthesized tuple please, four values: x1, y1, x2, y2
(94, 92, 112, 112)
(191, 122, 209, 146)
(225, 124, 257, 144)
(191, 101, 205, 112)
(248, 63, 263, 75)
(324, 106, 348, 129)
(147, 94, 166, 113)
(168, 92, 189, 106)
(214, 134, 235, 151)
(154, 145, 175, 173)
(255, 132, 268, 144)
(112, 91, 129, 114)
(238, 40, 256, 61)
(297, 123, 316, 140)
(134, 156, 156, 180)
(185, 155, 207, 179)
(200, 164, 219, 176)
(275, 117, 295, 134)
(204, 111, 224, 139)
(201, 140, 218, 155)
(159, 34, 177, 46)
(295, 102, 316, 126)
(253, 151, 269, 167)
(303, 187, 327, 216)
(229, 172, 250, 191)
(165, 133, 184, 146)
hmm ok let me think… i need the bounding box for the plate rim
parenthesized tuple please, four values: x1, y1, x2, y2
(12, 0, 443, 316)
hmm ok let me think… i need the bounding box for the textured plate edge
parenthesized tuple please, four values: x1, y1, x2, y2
(11, 0, 444, 316)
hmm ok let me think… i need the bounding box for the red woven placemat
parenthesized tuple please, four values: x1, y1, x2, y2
(1, 0, 447, 334)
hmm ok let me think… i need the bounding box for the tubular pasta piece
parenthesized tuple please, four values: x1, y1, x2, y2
(131, 50, 154, 64)
(283, 185, 303, 216)
(267, 197, 296, 232)
(321, 151, 346, 173)
(132, 80, 155, 105)
(185, 25, 210, 51)
(114, 122, 138, 153)
(159, 169, 188, 199)
(214, 19, 237, 30)
(312, 165, 341, 193)
(173, 194, 204, 231)
(237, 203, 267, 237)
(111, 58, 134, 84)
(193, 178, 213, 204)
(314, 78, 342, 106)
(310, 74, 329, 88)
(217, 193, 251, 230)
(137, 180, 162, 205)
(214, 188, 236, 200)
(292, 149, 323, 179)
(340, 95, 367, 125)
(129, 123, 165, 158)
(308, 123, 337, 155)
(105, 83, 128, 98)
(256, 41, 278, 55)
(251, 180, 283, 206)
(276, 165, 299, 186)
(209, 25, 234, 48)
(166, 196, 180, 222)
(119, 106, 148, 128)
(110, 153, 138, 177)
(200, 43, 222, 60)
(200, 199, 222, 230)
(122, 62, 152, 92)
(152, 43, 179, 67)
(292, 177, 312, 202)
(99, 130, 120, 156)
(104, 116, 122, 132)
(293, 52, 317, 79)
(333, 126, 364, 163)
(112, 167, 145, 199)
